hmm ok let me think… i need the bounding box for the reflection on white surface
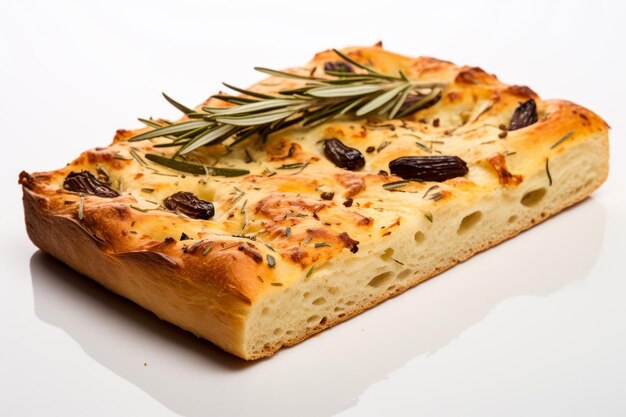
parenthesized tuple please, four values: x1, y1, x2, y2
(30, 198, 606, 417)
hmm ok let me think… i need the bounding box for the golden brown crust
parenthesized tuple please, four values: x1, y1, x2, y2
(19, 45, 610, 359)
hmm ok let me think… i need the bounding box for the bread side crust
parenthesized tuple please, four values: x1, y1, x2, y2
(244, 129, 608, 359)
(22, 189, 251, 357)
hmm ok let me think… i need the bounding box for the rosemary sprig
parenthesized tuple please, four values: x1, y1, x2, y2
(129, 49, 444, 159)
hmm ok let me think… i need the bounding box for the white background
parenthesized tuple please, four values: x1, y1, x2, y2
(2, 1, 625, 416)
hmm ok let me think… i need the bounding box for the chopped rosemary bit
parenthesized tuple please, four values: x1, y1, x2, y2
(422, 185, 439, 199)
(550, 130, 575, 149)
(271, 282, 283, 287)
(383, 180, 409, 190)
(429, 140, 443, 151)
(263, 168, 276, 177)
(78, 193, 84, 220)
(141, 187, 155, 193)
(306, 266, 315, 278)
(266, 254, 276, 268)
(232, 187, 245, 205)
(219, 242, 240, 251)
(424, 212, 433, 223)
(277, 162, 308, 170)
(203, 245, 213, 255)
(314, 242, 331, 248)
(129, 147, 147, 166)
(415, 141, 432, 153)
(429, 192, 443, 201)
(244, 149, 255, 163)
(290, 163, 309, 175)
(377, 141, 391, 152)
(129, 204, 149, 213)
(301, 236, 312, 246)
(285, 213, 308, 218)
(240, 199, 248, 214)
(545, 158, 552, 186)
(232, 232, 255, 241)
(366, 123, 396, 130)
(257, 275, 264, 283)
(113, 153, 132, 161)
(264, 243, 276, 252)
(285, 226, 291, 237)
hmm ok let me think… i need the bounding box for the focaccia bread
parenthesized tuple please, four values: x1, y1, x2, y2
(20, 45, 609, 360)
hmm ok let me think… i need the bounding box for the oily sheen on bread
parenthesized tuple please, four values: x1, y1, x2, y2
(20, 45, 609, 360)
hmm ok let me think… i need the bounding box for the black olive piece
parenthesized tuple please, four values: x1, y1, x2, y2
(63, 171, 120, 198)
(508, 99, 538, 131)
(163, 191, 215, 220)
(323, 61, 354, 73)
(323, 138, 365, 171)
(389, 156, 468, 182)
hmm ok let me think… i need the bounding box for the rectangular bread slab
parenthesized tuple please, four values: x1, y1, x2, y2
(20, 45, 609, 360)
